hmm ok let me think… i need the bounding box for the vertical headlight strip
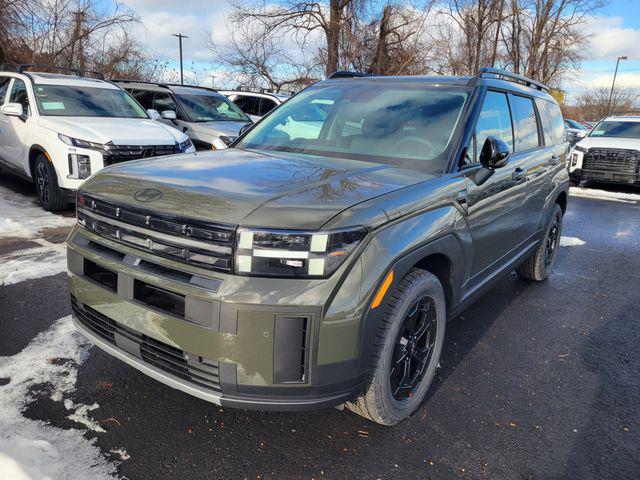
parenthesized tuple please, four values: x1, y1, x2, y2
(235, 227, 366, 278)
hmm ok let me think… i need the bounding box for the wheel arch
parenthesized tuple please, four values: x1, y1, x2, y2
(28, 144, 50, 180)
(357, 234, 465, 374)
(555, 190, 567, 214)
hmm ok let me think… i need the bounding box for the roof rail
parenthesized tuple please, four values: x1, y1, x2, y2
(328, 71, 373, 80)
(3, 64, 105, 80)
(476, 67, 549, 92)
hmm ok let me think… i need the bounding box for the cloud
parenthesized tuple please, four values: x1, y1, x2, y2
(119, 0, 233, 62)
(584, 16, 640, 61)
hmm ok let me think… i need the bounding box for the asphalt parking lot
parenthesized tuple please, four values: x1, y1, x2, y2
(1, 176, 639, 479)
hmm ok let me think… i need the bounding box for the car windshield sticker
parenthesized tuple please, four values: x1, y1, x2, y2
(591, 130, 604, 136)
(41, 102, 65, 110)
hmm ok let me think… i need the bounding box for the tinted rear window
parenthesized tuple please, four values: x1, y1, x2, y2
(536, 99, 565, 145)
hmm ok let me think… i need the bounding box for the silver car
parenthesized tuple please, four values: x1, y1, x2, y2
(116, 81, 252, 150)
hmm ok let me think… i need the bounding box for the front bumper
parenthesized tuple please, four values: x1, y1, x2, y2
(67, 226, 366, 410)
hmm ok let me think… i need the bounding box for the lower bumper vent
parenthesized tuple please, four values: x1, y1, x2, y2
(71, 296, 220, 392)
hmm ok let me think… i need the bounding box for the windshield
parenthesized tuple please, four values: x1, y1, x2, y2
(176, 93, 250, 122)
(236, 83, 469, 171)
(589, 121, 640, 139)
(565, 119, 587, 130)
(34, 85, 147, 118)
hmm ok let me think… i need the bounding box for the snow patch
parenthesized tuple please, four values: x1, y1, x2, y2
(560, 236, 586, 247)
(64, 399, 106, 432)
(0, 184, 74, 239)
(0, 316, 120, 479)
(110, 448, 131, 461)
(569, 186, 640, 204)
(0, 247, 67, 285)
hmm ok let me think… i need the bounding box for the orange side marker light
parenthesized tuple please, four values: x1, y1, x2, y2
(371, 270, 394, 309)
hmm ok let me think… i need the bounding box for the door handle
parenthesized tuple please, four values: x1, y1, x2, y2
(512, 167, 525, 182)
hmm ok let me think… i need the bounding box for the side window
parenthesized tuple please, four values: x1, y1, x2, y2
(233, 95, 261, 116)
(8, 79, 30, 115)
(510, 95, 541, 152)
(474, 91, 513, 163)
(130, 90, 154, 110)
(546, 101, 566, 145)
(535, 98, 553, 146)
(153, 92, 178, 113)
(0, 77, 10, 104)
(259, 98, 277, 116)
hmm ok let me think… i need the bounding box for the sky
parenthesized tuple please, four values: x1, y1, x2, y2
(106, 0, 640, 104)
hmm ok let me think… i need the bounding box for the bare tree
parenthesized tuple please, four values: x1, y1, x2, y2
(501, 0, 607, 86)
(573, 87, 636, 120)
(1, 0, 152, 79)
(229, 0, 358, 77)
(209, 20, 321, 91)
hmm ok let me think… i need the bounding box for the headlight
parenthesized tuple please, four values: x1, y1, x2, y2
(68, 154, 91, 179)
(573, 145, 587, 153)
(178, 138, 193, 152)
(235, 227, 367, 278)
(58, 133, 105, 150)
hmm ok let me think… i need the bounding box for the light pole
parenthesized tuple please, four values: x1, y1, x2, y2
(172, 33, 188, 85)
(607, 55, 628, 115)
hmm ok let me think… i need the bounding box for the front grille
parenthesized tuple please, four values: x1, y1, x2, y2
(71, 296, 221, 392)
(583, 148, 640, 175)
(102, 143, 180, 166)
(77, 194, 236, 272)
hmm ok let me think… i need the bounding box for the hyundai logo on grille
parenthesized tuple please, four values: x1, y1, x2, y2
(134, 188, 163, 202)
(141, 147, 154, 158)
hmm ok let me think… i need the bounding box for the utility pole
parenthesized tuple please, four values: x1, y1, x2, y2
(210, 74, 216, 88)
(608, 56, 628, 115)
(172, 33, 188, 85)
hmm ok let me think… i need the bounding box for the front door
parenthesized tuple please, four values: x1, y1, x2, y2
(463, 90, 531, 282)
(0, 78, 32, 175)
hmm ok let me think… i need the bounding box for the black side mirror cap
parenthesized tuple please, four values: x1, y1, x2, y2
(479, 136, 510, 169)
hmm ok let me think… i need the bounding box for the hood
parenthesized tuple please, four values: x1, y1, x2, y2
(189, 121, 250, 139)
(81, 149, 436, 229)
(575, 136, 640, 150)
(39, 117, 187, 145)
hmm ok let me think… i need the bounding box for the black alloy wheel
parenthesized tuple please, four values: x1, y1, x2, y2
(545, 214, 560, 268)
(35, 159, 50, 205)
(390, 296, 437, 401)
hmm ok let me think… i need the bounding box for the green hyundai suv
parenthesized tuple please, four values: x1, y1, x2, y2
(67, 68, 569, 425)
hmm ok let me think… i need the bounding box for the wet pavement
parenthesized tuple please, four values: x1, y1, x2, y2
(1, 176, 639, 479)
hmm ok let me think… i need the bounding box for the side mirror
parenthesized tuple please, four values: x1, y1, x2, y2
(239, 123, 252, 137)
(479, 136, 510, 170)
(160, 110, 177, 120)
(147, 109, 160, 120)
(1, 103, 24, 117)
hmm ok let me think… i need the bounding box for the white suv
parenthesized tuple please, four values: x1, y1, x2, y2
(0, 68, 195, 211)
(568, 116, 640, 186)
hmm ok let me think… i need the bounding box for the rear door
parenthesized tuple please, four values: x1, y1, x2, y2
(463, 90, 531, 281)
(507, 93, 549, 237)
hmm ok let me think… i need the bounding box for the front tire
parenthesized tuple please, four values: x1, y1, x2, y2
(34, 155, 67, 212)
(516, 203, 563, 281)
(346, 269, 446, 426)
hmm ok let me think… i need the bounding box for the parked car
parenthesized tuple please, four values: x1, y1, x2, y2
(0, 66, 194, 211)
(116, 81, 252, 150)
(568, 116, 640, 186)
(220, 89, 291, 121)
(68, 68, 569, 425)
(564, 118, 589, 145)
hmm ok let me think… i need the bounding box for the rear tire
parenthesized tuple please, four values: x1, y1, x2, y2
(346, 269, 446, 426)
(516, 203, 563, 281)
(34, 155, 67, 212)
